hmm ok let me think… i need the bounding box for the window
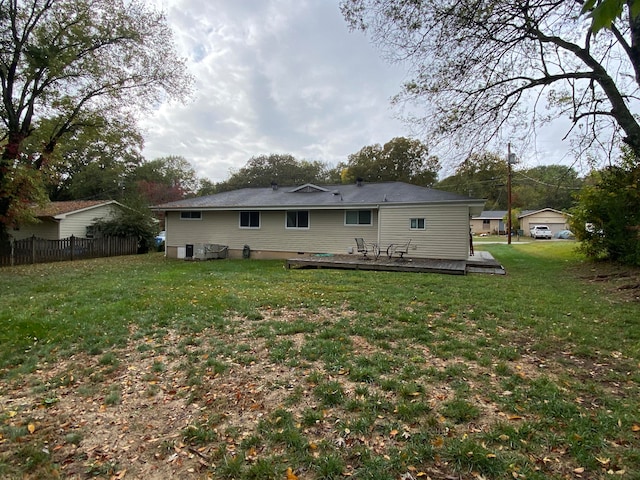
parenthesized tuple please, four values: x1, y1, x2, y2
(180, 211, 202, 220)
(240, 211, 260, 228)
(286, 211, 309, 229)
(345, 210, 372, 225)
(483, 219, 491, 226)
(410, 218, 426, 230)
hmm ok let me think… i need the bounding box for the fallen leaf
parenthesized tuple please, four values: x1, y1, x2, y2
(632, 424, 640, 432)
(574, 467, 585, 473)
(432, 436, 444, 448)
(286, 467, 298, 480)
(390, 429, 399, 438)
(27, 423, 35, 434)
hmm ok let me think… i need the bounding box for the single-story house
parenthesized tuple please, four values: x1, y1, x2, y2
(518, 208, 571, 236)
(10, 200, 123, 241)
(470, 210, 507, 235)
(151, 181, 486, 261)
(471, 208, 571, 236)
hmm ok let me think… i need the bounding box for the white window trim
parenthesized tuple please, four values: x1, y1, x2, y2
(410, 218, 426, 230)
(180, 211, 202, 220)
(239, 211, 261, 229)
(285, 210, 310, 229)
(344, 209, 372, 226)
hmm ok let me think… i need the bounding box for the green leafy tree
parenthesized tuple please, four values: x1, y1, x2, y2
(437, 152, 508, 208)
(217, 154, 330, 191)
(340, 0, 640, 159)
(0, 0, 192, 243)
(129, 156, 199, 205)
(512, 165, 583, 211)
(19, 115, 145, 201)
(342, 137, 439, 186)
(570, 150, 640, 265)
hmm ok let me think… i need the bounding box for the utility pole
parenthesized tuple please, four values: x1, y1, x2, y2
(507, 143, 513, 245)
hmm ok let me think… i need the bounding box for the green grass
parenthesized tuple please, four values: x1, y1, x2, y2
(0, 243, 639, 479)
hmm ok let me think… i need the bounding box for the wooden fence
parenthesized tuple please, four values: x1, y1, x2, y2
(0, 235, 139, 267)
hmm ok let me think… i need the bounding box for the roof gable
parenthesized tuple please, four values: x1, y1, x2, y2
(34, 200, 119, 219)
(288, 184, 330, 193)
(518, 207, 570, 218)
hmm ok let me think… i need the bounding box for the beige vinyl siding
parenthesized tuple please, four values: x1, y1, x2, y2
(379, 204, 470, 260)
(470, 218, 502, 235)
(520, 211, 569, 235)
(10, 219, 60, 240)
(58, 205, 119, 238)
(166, 209, 378, 255)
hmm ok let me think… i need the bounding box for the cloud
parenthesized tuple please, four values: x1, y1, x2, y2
(140, 0, 409, 182)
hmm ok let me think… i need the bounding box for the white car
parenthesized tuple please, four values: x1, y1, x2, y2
(530, 225, 552, 239)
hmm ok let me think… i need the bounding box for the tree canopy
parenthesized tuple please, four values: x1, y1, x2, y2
(570, 149, 640, 265)
(340, 0, 640, 161)
(436, 152, 582, 211)
(215, 154, 332, 192)
(0, 0, 192, 240)
(340, 136, 440, 186)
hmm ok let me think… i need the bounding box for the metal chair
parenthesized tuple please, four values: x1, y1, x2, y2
(386, 239, 411, 259)
(355, 237, 379, 259)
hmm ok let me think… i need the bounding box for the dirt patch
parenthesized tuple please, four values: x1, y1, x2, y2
(574, 261, 640, 302)
(0, 307, 634, 479)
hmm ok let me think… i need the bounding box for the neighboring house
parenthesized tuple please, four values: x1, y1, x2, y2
(471, 208, 571, 236)
(470, 210, 507, 235)
(10, 200, 123, 241)
(518, 208, 571, 236)
(151, 181, 486, 261)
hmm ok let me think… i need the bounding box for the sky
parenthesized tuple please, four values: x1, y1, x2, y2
(140, 0, 574, 184)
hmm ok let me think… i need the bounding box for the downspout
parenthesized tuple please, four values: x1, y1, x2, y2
(376, 204, 381, 247)
(164, 211, 168, 257)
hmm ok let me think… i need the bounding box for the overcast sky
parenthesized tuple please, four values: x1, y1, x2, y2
(141, 0, 574, 183)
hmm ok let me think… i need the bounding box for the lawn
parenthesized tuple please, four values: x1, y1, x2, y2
(0, 242, 639, 479)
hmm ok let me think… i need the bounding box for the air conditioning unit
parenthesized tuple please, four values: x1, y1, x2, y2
(190, 243, 228, 260)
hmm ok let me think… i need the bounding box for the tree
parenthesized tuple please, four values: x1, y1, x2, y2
(570, 149, 640, 265)
(217, 154, 330, 191)
(342, 137, 439, 186)
(19, 115, 145, 201)
(512, 165, 583, 211)
(0, 0, 192, 242)
(437, 152, 508, 209)
(129, 156, 199, 206)
(340, 0, 640, 159)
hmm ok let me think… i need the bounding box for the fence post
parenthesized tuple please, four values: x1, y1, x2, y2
(10, 238, 15, 267)
(70, 235, 75, 261)
(31, 236, 36, 264)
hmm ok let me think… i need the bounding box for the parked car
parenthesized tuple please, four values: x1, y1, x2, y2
(554, 229, 575, 239)
(155, 231, 166, 247)
(530, 225, 552, 239)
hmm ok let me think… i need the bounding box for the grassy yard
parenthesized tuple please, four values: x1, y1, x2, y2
(0, 242, 639, 479)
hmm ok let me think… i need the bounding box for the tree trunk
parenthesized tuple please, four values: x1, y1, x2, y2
(0, 132, 26, 245)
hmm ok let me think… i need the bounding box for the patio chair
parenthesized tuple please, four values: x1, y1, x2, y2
(355, 237, 379, 259)
(386, 239, 411, 259)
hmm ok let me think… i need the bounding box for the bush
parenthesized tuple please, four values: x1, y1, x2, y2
(94, 204, 156, 253)
(570, 152, 640, 265)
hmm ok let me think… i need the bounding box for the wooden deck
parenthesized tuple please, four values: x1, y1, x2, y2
(286, 250, 504, 275)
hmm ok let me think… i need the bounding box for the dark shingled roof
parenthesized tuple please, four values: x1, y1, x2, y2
(152, 182, 484, 210)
